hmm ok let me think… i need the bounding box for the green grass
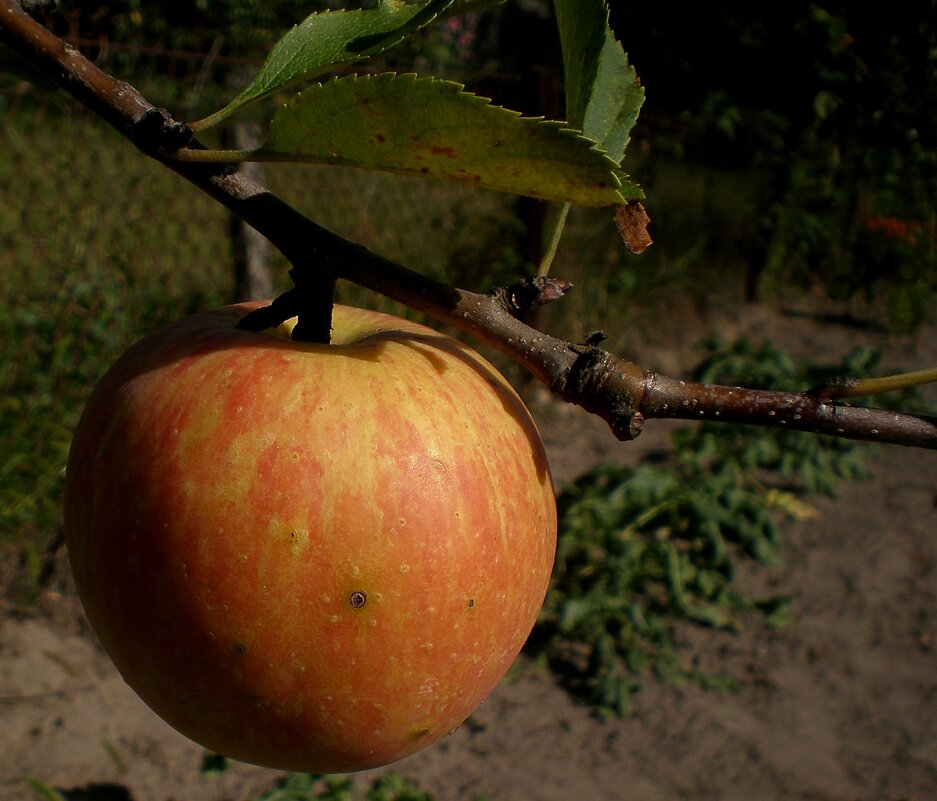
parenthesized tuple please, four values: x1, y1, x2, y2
(1, 97, 236, 566)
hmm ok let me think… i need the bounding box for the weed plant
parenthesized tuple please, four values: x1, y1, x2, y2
(27, 770, 465, 801)
(199, 753, 484, 801)
(247, 772, 442, 801)
(535, 340, 874, 717)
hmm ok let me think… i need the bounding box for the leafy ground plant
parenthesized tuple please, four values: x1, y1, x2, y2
(29, 761, 482, 801)
(535, 339, 874, 717)
(26, 771, 459, 801)
(200, 753, 486, 801)
(249, 772, 442, 801)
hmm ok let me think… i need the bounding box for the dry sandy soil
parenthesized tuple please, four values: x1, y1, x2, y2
(2, 299, 936, 801)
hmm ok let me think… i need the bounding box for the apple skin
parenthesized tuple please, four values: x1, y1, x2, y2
(63, 302, 556, 773)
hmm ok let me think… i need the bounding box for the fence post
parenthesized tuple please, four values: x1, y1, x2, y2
(225, 122, 273, 301)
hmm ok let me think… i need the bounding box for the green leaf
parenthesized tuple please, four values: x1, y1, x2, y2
(366, 774, 435, 801)
(558, 597, 594, 632)
(254, 773, 332, 801)
(24, 778, 67, 801)
(192, 0, 454, 130)
(255, 73, 641, 206)
(554, 0, 644, 163)
(663, 542, 688, 611)
(684, 601, 737, 630)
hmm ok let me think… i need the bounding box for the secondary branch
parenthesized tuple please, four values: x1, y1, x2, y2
(2, 0, 935, 450)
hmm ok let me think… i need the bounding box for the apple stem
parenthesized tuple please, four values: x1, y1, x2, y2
(236, 268, 336, 344)
(290, 269, 336, 344)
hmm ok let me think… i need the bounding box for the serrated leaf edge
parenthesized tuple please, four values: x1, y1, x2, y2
(260, 72, 640, 205)
(192, 1, 453, 130)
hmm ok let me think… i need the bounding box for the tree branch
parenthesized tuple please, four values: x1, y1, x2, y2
(2, 0, 935, 450)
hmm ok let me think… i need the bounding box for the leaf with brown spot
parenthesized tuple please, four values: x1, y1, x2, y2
(255, 74, 642, 206)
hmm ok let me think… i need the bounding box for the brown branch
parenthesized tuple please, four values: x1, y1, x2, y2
(637, 372, 937, 448)
(2, 0, 936, 450)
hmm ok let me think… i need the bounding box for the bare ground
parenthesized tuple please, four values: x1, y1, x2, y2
(2, 299, 936, 801)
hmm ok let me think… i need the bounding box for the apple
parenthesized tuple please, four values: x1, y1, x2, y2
(63, 302, 557, 772)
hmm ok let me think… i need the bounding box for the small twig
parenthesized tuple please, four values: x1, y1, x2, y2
(637, 371, 937, 448)
(170, 146, 254, 162)
(810, 367, 937, 403)
(493, 275, 575, 317)
(538, 202, 571, 276)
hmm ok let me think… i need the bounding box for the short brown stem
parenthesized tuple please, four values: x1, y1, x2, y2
(289, 268, 336, 345)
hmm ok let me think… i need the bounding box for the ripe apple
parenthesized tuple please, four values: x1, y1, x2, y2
(63, 302, 557, 772)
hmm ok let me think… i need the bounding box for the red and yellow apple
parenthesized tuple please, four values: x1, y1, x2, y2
(63, 302, 556, 772)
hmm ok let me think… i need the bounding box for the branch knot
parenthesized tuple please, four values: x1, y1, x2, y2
(130, 106, 192, 155)
(493, 276, 574, 318)
(564, 346, 644, 441)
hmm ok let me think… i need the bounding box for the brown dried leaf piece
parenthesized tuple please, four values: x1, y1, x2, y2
(614, 202, 652, 254)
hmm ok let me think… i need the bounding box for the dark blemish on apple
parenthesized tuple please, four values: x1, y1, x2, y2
(349, 590, 368, 609)
(412, 726, 431, 739)
(233, 643, 247, 656)
(467, 598, 475, 608)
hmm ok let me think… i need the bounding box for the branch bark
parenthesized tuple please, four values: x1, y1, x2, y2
(2, 0, 935, 450)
